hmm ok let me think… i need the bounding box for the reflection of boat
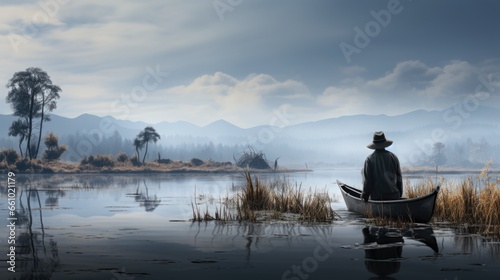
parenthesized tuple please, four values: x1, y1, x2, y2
(363, 227, 404, 278)
(403, 227, 439, 254)
(337, 180, 439, 223)
(362, 226, 439, 278)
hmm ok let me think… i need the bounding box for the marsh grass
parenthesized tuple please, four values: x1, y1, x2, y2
(402, 162, 500, 236)
(360, 162, 500, 237)
(191, 171, 338, 223)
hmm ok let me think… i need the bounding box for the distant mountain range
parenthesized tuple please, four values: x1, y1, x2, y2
(1, 105, 499, 166)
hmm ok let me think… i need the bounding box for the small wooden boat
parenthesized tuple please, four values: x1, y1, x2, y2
(337, 180, 439, 223)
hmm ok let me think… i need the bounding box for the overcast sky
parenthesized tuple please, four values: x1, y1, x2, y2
(1, 0, 500, 128)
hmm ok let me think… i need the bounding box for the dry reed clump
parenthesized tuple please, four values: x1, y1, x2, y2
(191, 172, 338, 223)
(234, 147, 271, 169)
(477, 182, 500, 236)
(404, 162, 500, 236)
(239, 172, 272, 211)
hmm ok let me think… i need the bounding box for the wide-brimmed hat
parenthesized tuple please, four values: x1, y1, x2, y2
(367, 131, 393, 149)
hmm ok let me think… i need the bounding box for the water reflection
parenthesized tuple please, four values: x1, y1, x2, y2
(3, 173, 500, 279)
(190, 221, 334, 260)
(127, 179, 161, 212)
(451, 226, 500, 259)
(362, 226, 439, 279)
(12, 185, 60, 279)
(404, 227, 439, 254)
(362, 227, 404, 279)
(44, 189, 66, 208)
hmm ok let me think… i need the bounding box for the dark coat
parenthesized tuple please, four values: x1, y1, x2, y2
(362, 149, 403, 200)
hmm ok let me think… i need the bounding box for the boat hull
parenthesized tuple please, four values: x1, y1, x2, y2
(337, 180, 439, 223)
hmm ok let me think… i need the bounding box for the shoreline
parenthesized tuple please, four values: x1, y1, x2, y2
(1, 160, 314, 175)
(401, 166, 500, 175)
(2, 159, 497, 175)
(5, 168, 498, 175)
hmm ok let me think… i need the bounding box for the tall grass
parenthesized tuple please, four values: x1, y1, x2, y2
(192, 172, 338, 223)
(405, 162, 500, 236)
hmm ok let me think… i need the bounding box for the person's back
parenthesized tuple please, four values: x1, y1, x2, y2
(362, 131, 402, 201)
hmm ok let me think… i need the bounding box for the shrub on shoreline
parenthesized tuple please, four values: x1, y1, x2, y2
(190, 158, 204, 167)
(117, 152, 129, 163)
(2, 149, 19, 165)
(80, 154, 115, 168)
(157, 158, 172, 164)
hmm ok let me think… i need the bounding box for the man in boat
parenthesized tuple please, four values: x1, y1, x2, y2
(362, 131, 403, 202)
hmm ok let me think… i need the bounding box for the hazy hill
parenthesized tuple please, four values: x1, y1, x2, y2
(1, 105, 499, 166)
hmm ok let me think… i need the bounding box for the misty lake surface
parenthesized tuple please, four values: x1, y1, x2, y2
(1, 170, 499, 280)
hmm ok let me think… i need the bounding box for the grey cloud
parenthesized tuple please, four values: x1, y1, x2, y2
(1, 1, 500, 127)
(367, 61, 442, 91)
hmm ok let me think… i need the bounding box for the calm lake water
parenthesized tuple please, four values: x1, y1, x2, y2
(0, 170, 499, 279)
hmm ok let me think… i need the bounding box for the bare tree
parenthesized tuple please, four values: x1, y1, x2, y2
(432, 142, 446, 172)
